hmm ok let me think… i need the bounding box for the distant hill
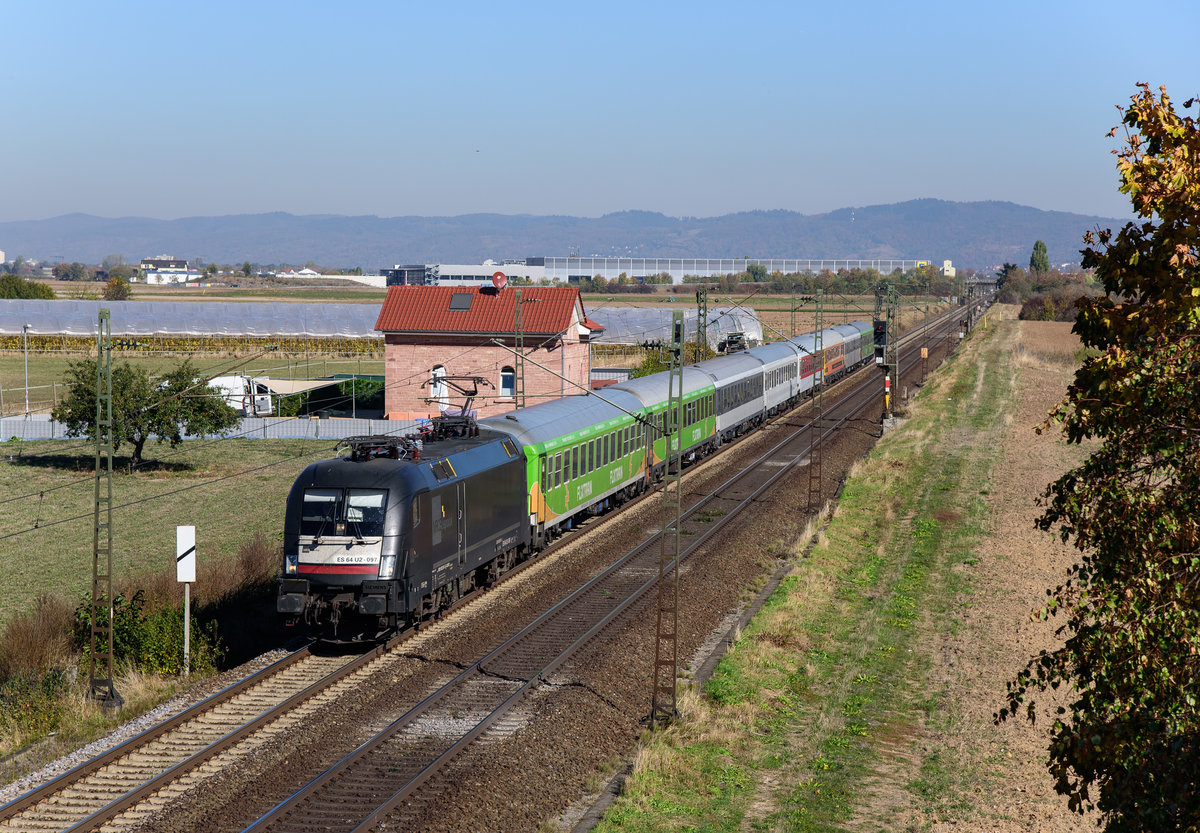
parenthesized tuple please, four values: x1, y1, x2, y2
(0, 200, 1127, 272)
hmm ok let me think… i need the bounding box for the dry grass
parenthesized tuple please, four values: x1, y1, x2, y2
(112, 530, 280, 613)
(0, 596, 74, 678)
(0, 667, 182, 760)
(1015, 320, 1087, 370)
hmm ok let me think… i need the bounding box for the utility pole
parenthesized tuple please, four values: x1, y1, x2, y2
(695, 287, 708, 359)
(650, 311, 684, 729)
(886, 284, 899, 418)
(90, 309, 122, 709)
(808, 290, 824, 511)
(514, 289, 526, 409)
(921, 282, 930, 381)
(23, 323, 30, 417)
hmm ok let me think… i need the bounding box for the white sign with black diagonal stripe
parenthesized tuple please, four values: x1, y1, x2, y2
(177, 525, 196, 583)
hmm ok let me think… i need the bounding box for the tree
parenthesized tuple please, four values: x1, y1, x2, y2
(998, 84, 1200, 830)
(52, 262, 92, 281)
(52, 359, 240, 468)
(102, 276, 131, 301)
(241, 261, 252, 277)
(8, 255, 32, 276)
(1029, 239, 1051, 274)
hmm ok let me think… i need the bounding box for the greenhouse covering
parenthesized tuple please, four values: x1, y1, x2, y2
(0, 299, 763, 348)
(0, 300, 382, 338)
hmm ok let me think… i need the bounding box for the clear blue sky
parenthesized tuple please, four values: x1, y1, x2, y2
(2, 0, 1195, 223)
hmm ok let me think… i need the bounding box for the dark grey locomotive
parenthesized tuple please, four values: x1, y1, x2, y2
(277, 427, 529, 641)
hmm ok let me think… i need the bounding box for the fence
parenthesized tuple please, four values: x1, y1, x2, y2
(1, 415, 425, 443)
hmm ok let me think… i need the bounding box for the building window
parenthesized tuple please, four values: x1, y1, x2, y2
(500, 366, 515, 398)
(431, 365, 448, 411)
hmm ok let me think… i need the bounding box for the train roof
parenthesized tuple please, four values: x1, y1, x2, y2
(691, 351, 765, 376)
(788, 329, 844, 353)
(607, 366, 714, 409)
(832, 321, 871, 337)
(480, 388, 646, 448)
(745, 341, 801, 363)
(293, 427, 519, 493)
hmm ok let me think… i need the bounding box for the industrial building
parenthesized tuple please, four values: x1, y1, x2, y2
(383, 257, 934, 287)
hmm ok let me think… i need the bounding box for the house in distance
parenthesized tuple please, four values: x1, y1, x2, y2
(374, 283, 603, 420)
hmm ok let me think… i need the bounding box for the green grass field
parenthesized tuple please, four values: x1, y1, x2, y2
(0, 436, 340, 627)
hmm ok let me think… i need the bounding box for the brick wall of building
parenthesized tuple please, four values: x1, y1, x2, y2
(383, 336, 591, 418)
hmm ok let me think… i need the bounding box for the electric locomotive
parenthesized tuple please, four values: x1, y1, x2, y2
(276, 418, 528, 641)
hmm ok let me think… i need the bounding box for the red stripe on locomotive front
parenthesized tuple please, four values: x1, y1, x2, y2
(298, 564, 379, 575)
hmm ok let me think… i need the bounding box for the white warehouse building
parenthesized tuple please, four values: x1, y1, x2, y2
(382, 256, 933, 287)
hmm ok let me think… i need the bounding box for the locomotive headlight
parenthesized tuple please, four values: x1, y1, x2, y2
(284, 554, 298, 575)
(378, 554, 397, 580)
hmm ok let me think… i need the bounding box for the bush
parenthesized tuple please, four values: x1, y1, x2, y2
(1017, 289, 1091, 322)
(0, 669, 71, 746)
(0, 275, 56, 299)
(73, 589, 222, 675)
(136, 606, 221, 675)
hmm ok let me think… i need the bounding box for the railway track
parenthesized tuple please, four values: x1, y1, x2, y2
(0, 305, 976, 833)
(238, 306, 975, 833)
(0, 641, 420, 832)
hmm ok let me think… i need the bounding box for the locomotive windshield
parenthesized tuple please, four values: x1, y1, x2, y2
(300, 488, 387, 539)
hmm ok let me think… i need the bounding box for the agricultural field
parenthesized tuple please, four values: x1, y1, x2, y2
(48, 280, 388, 306)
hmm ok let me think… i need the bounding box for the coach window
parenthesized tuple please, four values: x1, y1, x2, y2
(500, 366, 515, 398)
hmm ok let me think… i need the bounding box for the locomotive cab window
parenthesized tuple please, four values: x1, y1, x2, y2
(300, 489, 342, 538)
(301, 488, 387, 538)
(346, 490, 387, 538)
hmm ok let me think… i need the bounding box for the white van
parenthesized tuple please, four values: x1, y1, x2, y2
(208, 375, 274, 416)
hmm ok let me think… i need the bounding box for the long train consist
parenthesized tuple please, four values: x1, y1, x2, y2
(277, 321, 875, 640)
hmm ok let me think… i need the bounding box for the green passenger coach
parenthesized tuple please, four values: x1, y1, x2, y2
(481, 368, 716, 547)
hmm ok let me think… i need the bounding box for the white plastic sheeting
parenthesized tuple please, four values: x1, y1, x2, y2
(1, 299, 763, 348)
(587, 306, 763, 348)
(0, 300, 382, 338)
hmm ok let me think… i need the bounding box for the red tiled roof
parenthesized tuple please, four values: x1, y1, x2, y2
(375, 286, 584, 336)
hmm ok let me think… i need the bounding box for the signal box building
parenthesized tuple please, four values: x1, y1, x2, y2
(374, 285, 603, 420)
